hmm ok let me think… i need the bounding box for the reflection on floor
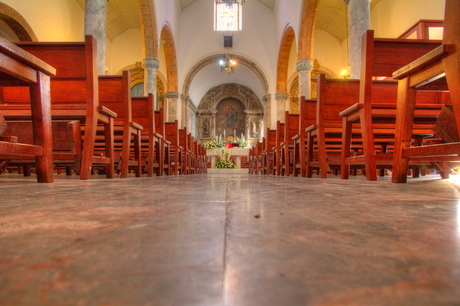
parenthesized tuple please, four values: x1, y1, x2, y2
(1, 172, 460, 305)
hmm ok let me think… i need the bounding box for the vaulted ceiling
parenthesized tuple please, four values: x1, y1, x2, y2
(74, 0, 382, 42)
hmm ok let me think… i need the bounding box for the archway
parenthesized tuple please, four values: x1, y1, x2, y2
(0, 3, 37, 41)
(276, 24, 296, 94)
(160, 22, 179, 122)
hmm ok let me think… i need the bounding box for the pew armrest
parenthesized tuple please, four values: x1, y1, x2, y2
(130, 121, 144, 131)
(392, 44, 451, 79)
(98, 106, 118, 118)
(340, 103, 363, 117)
(305, 124, 318, 133)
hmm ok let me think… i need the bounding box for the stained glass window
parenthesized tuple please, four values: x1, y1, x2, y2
(214, 1, 242, 31)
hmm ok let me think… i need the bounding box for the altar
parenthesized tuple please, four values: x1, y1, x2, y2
(207, 148, 250, 169)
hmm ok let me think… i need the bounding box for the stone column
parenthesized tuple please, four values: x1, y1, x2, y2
(296, 60, 314, 99)
(263, 94, 271, 129)
(165, 91, 179, 122)
(180, 94, 190, 129)
(143, 58, 160, 100)
(84, 0, 107, 75)
(275, 93, 288, 123)
(345, 0, 370, 78)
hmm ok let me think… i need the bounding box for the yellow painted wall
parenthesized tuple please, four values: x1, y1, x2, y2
(371, 0, 445, 38)
(2, 0, 84, 41)
(109, 28, 143, 74)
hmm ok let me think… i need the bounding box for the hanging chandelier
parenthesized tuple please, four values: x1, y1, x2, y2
(219, 54, 237, 74)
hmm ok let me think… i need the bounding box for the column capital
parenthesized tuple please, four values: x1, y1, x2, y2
(181, 94, 190, 101)
(296, 60, 314, 72)
(343, 0, 350, 4)
(275, 92, 289, 100)
(143, 58, 160, 69)
(165, 91, 179, 99)
(262, 94, 271, 101)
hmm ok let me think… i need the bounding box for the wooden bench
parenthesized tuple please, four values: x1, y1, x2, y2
(165, 120, 183, 175)
(292, 96, 317, 177)
(391, 0, 460, 183)
(131, 94, 166, 176)
(155, 108, 171, 175)
(262, 128, 277, 174)
(0, 36, 55, 183)
(1, 120, 82, 176)
(98, 71, 143, 177)
(1, 36, 117, 179)
(305, 75, 361, 178)
(339, 30, 446, 180)
(274, 120, 285, 176)
(280, 112, 299, 176)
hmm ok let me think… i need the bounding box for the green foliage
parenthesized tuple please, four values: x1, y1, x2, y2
(215, 149, 236, 169)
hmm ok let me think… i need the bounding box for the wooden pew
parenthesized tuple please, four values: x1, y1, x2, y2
(305, 76, 361, 178)
(274, 121, 285, 176)
(280, 112, 299, 176)
(0, 36, 55, 183)
(179, 127, 190, 174)
(392, 0, 460, 183)
(1, 120, 82, 175)
(292, 96, 317, 177)
(131, 94, 165, 177)
(165, 120, 183, 175)
(254, 141, 263, 174)
(98, 71, 143, 178)
(339, 30, 446, 180)
(155, 108, 171, 175)
(263, 128, 277, 174)
(1, 36, 117, 179)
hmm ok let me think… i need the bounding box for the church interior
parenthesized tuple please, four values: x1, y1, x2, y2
(1, 0, 460, 304)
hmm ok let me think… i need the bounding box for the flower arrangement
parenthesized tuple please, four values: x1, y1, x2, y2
(236, 134, 248, 148)
(215, 149, 236, 168)
(203, 135, 226, 150)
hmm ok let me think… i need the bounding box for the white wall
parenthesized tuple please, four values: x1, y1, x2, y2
(178, 0, 277, 125)
(178, 0, 276, 91)
(2, 0, 84, 42)
(371, 0, 445, 38)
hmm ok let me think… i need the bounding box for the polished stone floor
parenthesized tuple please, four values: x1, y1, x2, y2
(1, 172, 460, 306)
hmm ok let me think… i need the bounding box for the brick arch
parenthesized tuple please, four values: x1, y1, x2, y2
(160, 22, 178, 92)
(0, 3, 37, 41)
(182, 53, 269, 97)
(276, 24, 296, 93)
(138, 0, 158, 58)
(298, 0, 319, 61)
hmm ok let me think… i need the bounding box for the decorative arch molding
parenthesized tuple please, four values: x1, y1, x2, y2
(198, 83, 263, 112)
(160, 22, 178, 92)
(138, 0, 158, 58)
(182, 53, 270, 97)
(298, 0, 319, 61)
(276, 24, 296, 93)
(0, 3, 37, 41)
(197, 83, 264, 143)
